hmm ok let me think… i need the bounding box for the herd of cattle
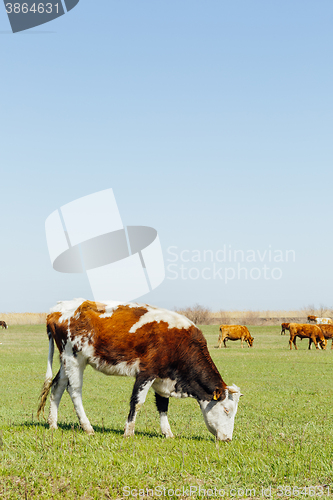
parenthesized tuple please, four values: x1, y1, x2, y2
(218, 315, 333, 350)
(1, 306, 331, 442)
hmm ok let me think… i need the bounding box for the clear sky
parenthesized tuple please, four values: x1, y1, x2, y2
(1, 1, 333, 312)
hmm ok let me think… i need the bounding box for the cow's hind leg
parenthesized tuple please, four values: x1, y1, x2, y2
(64, 353, 94, 435)
(48, 364, 68, 430)
(155, 393, 174, 438)
(124, 376, 155, 437)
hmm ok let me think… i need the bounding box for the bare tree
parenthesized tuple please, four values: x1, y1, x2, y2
(175, 304, 211, 325)
(219, 310, 231, 325)
(240, 310, 261, 326)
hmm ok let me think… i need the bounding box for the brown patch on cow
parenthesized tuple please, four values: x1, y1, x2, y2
(47, 312, 68, 353)
(318, 324, 333, 338)
(68, 304, 226, 401)
(77, 300, 106, 314)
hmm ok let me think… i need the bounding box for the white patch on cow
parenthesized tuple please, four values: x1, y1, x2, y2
(199, 384, 241, 442)
(129, 306, 195, 333)
(316, 318, 333, 324)
(92, 359, 140, 377)
(46, 336, 54, 381)
(50, 298, 87, 323)
(152, 378, 188, 399)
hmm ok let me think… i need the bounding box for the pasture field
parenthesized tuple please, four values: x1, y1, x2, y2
(1, 325, 333, 499)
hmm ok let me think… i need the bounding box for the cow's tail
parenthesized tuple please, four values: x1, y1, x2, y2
(37, 327, 55, 419)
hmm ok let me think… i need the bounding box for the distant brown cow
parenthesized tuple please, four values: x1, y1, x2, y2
(281, 323, 290, 335)
(318, 324, 333, 349)
(218, 325, 254, 348)
(0, 321, 7, 329)
(288, 323, 327, 350)
(307, 315, 317, 323)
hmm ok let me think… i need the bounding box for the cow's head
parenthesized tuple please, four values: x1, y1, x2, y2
(319, 338, 327, 350)
(247, 336, 254, 347)
(200, 384, 242, 441)
(281, 323, 290, 335)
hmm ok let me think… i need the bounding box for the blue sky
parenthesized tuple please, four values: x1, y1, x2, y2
(1, 1, 333, 312)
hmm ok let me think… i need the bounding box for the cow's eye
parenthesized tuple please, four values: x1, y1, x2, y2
(224, 407, 230, 415)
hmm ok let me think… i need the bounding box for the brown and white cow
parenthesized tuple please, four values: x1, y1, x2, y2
(218, 325, 254, 348)
(38, 299, 242, 441)
(0, 321, 8, 329)
(318, 324, 333, 349)
(281, 323, 290, 335)
(307, 315, 333, 325)
(288, 323, 327, 350)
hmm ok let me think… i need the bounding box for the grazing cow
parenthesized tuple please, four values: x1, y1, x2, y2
(218, 325, 254, 348)
(318, 324, 333, 349)
(281, 323, 290, 335)
(0, 321, 8, 329)
(38, 299, 242, 441)
(288, 323, 327, 350)
(307, 315, 317, 323)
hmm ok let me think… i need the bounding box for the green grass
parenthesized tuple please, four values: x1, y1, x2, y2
(1, 324, 333, 499)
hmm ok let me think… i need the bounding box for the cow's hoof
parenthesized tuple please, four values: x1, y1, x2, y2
(48, 419, 58, 430)
(82, 423, 94, 435)
(163, 431, 174, 438)
(123, 422, 135, 437)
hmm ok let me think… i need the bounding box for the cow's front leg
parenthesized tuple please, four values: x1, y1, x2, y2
(289, 335, 295, 350)
(310, 336, 319, 350)
(155, 393, 174, 438)
(124, 376, 155, 437)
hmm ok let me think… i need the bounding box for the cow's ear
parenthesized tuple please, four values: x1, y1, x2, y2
(227, 386, 238, 394)
(213, 388, 223, 400)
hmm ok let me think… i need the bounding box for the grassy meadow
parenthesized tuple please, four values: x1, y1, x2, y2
(1, 324, 333, 499)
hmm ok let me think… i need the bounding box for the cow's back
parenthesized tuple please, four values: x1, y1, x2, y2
(318, 324, 333, 338)
(219, 325, 244, 340)
(289, 323, 324, 339)
(48, 300, 224, 395)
